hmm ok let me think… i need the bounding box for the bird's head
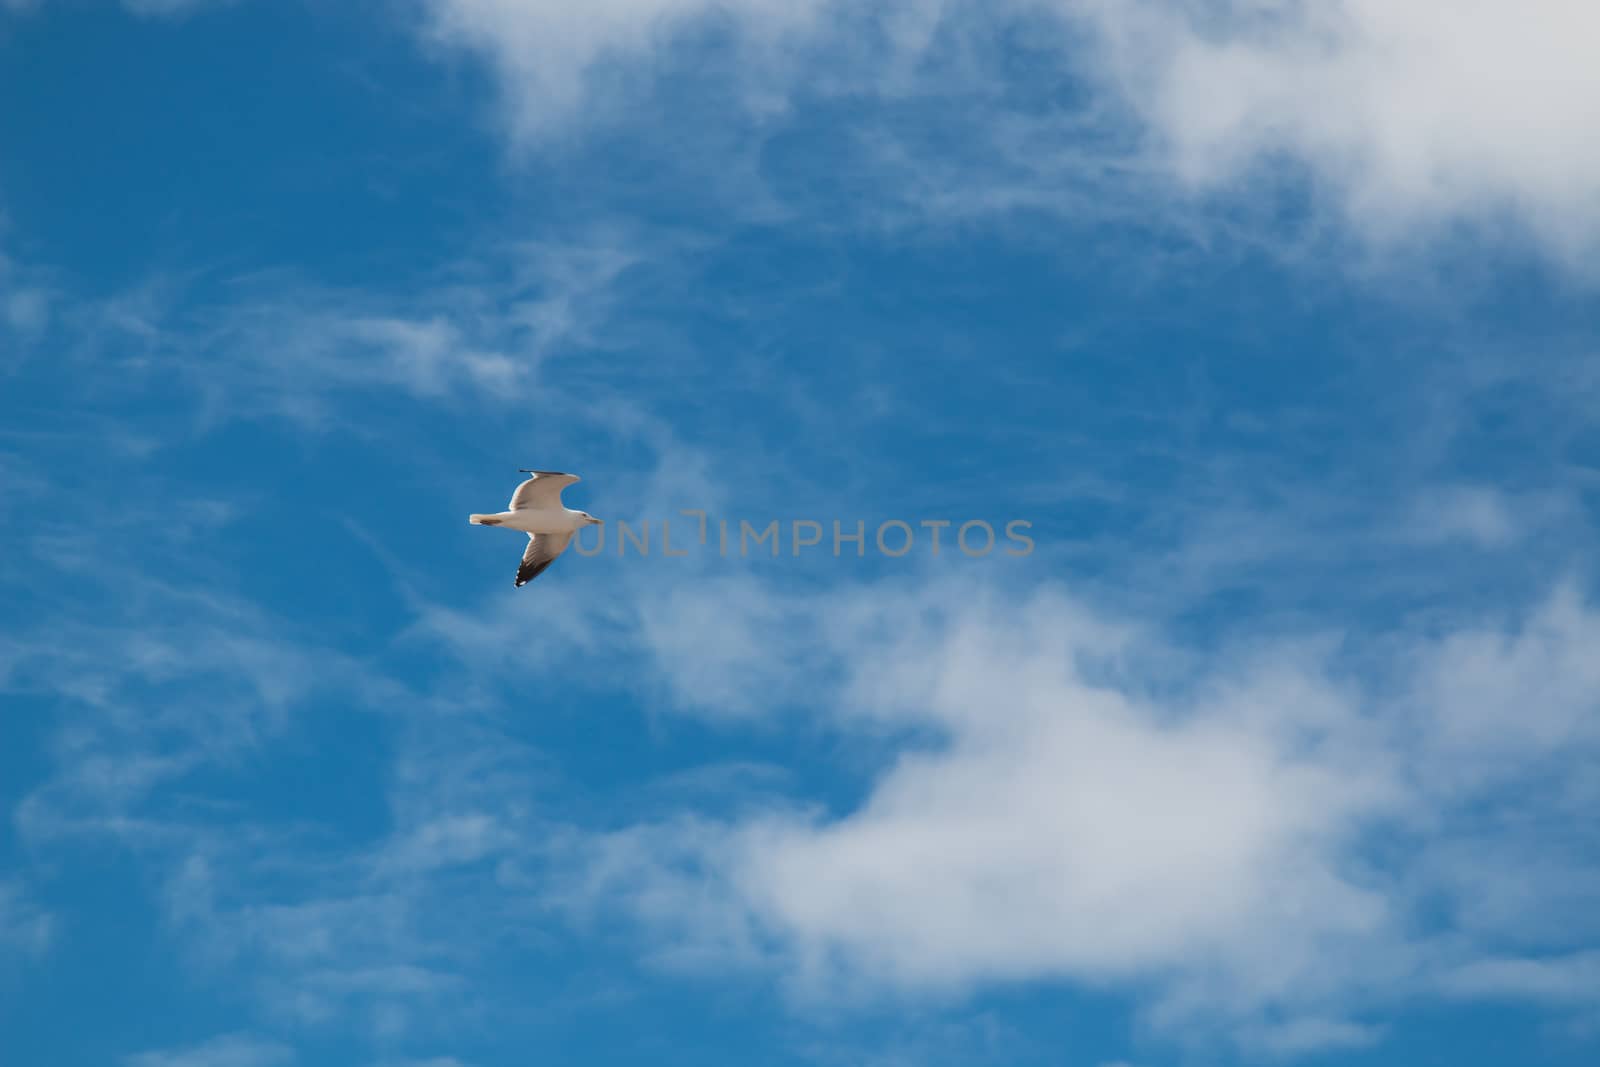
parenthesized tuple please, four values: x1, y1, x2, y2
(580, 512, 604, 526)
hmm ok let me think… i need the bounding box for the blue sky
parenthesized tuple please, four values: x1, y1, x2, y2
(3, 2, 1600, 1066)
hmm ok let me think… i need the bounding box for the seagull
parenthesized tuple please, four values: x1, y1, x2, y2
(469, 469, 603, 587)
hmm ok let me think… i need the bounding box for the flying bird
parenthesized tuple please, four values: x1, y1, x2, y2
(469, 469, 603, 587)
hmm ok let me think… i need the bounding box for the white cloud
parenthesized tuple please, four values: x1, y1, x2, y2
(1412, 582, 1600, 786)
(0, 235, 652, 435)
(1235, 1017, 1383, 1057)
(1441, 951, 1600, 1006)
(1401, 485, 1527, 549)
(1073, 0, 1600, 260)
(126, 1034, 294, 1067)
(4, 516, 541, 1042)
(418, 0, 1600, 265)
(551, 572, 1600, 1049)
(0, 880, 52, 956)
(4, 501, 402, 849)
(2, 0, 230, 15)
(5, 285, 48, 334)
(120, 0, 227, 15)
(0, 245, 54, 365)
(375, 813, 513, 875)
(419, 0, 829, 143)
(38, 236, 646, 428)
(587, 583, 1400, 1029)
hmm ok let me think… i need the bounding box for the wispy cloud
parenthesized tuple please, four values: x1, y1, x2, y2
(512, 571, 1600, 1050)
(3, 0, 231, 16)
(1400, 484, 1534, 549)
(0, 879, 52, 956)
(1234, 1017, 1384, 1058)
(55, 237, 645, 428)
(125, 1033, 294, 1067)
(417, 0, 831, 144)
(1441, 952, 1600, 1007)
(0, 238, 55, 367)
(416, 0, 1600, 269)
(120, 0, 232, 15)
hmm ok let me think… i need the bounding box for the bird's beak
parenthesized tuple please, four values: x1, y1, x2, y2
(590, 517, 605, 525)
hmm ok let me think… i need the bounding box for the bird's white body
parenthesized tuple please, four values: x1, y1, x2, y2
(477, 507, 590, 535)
(468, 470, 601, 588)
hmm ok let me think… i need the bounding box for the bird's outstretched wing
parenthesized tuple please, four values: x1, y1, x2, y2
(516, 531, 573, 587)
(509, 471, 580, 512)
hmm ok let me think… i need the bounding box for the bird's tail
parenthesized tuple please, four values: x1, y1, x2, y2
(469, 514, 504, 526)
